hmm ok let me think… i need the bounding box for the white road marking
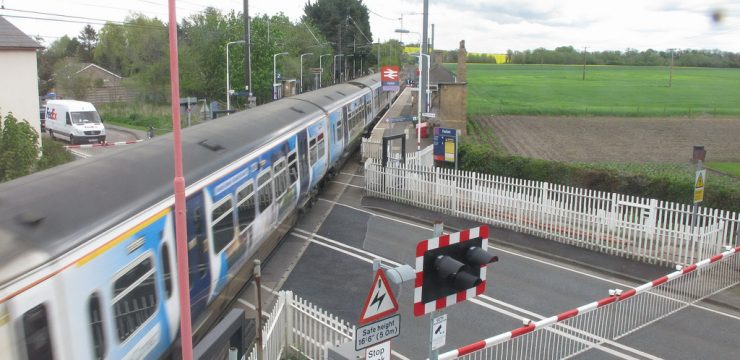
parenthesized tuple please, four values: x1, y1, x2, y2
(340, 171, 365, 178)
(328, 180, 364, 189)
(317, 198, 740, 321)
(296, 228, 655, 359)
(69, 149, 91, 158)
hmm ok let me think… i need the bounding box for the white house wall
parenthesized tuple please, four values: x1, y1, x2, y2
(0, 49, 41, 146)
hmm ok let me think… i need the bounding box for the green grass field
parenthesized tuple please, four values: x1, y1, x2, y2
(446, 64, 740, 117)
(706, 162, 740, 177)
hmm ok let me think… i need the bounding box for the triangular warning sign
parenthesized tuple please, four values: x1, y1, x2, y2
(695, 172, 705, 188)
(359, 269, 399, 325)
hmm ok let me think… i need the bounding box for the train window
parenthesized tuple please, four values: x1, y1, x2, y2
(288, 152, 298, 183)
(257, 175, 273, 213)
(22, 304, 54, 360)
(161, 243, 172, 298)
(309, 138, 317, 165)
(211, 198, 235, 254)
(316, 133, 325, 160)
(272, 161, 283, 194)
(237, 183, 255, 232)
(88, 293, 106, 359)
(112, 256, 158, 342)
(336, 119, 343, 142)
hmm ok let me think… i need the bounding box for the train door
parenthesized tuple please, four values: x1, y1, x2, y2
(298, 130, 310, 199)
(6, 281, 61, 360)
(329, 109, 344, 166)
(342, 106, 350, 142)
(185, 191, 211, 322)
(364, 93, 373, 125)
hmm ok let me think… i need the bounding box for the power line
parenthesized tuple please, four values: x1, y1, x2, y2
(2, 7, 132, 24)
(367, 8, 396, 21)
(347, 15, 371, 44)
(0, 14, 165, 31)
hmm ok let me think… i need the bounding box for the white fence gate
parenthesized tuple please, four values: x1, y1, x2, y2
(361, 138, 434, 167)
(364, 161, 739, 266)
(244, 291, 354, 360)
(439, 246, 740, 359)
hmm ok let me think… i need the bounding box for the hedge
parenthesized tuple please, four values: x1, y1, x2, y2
(459, 142, 740, 213)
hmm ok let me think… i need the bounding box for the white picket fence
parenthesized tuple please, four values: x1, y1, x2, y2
(364, 161, 740, 266)
(244, 290, 354, 360)
(361, 138, 434, 167)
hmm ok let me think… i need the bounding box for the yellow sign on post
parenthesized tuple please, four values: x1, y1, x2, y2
(693, 170, 706, 204)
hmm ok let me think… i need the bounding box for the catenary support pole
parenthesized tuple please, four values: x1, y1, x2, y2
(244, 0, 252, 101)
(166, 1, 193, 359)
(421, 0, 429, 122)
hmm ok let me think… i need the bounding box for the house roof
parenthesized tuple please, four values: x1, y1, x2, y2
(0, 16, 43, 50)
(76, 63, 123, 79)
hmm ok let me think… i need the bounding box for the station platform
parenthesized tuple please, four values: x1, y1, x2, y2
(369, 86, 435, 154)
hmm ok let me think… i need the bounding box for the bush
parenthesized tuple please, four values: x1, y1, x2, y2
(0, 113, 39, 181)
(459, 142, 740, 212)
(37, 137, 75, 171)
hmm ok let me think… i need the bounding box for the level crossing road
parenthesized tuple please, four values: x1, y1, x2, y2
(234, 155, 740, 360)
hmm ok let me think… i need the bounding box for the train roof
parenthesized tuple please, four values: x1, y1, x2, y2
(0, 75, 376, 287)
(294, 76, 377, 111)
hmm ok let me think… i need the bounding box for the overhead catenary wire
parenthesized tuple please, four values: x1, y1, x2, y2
(0, 13, 166, 31)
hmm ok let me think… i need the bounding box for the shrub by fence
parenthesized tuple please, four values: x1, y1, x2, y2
(364, 160, 739, 267)
(459, 142, 740, 212)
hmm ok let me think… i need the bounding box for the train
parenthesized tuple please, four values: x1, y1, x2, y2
(0, 73, 397, 360)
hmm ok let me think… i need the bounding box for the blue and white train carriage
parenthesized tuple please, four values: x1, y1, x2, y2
(0, 74, 396, 359)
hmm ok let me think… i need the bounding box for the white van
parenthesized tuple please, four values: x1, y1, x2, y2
(45, 100, 106, 144)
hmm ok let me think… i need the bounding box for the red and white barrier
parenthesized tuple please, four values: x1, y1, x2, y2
(439, 245, 740, 360)
(65, 140, 143, 149)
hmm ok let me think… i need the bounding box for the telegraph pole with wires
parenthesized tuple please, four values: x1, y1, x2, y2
(243, 0, 255, 107)
(582, 46, 588, 81)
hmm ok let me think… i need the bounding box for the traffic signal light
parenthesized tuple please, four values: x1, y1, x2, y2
(414, 226, 498, 316)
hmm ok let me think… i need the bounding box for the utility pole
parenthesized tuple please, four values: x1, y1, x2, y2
(431, 24, 435, 65)
(582, 46, 587, 81)
(669, 49, 674, 87)
(338, 23, 343, 83)
(377, 38, 381, 72)
(421, 0, 429, 115)
(243, 0, 255, 107)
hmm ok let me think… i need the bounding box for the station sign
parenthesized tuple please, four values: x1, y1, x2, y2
(381, 66, 401, 91)
(434, 128, 458, 163)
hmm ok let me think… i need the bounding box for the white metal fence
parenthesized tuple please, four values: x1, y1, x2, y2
(361, 138, 434, 167)
(364, 161, 740, 266)
(439, 246, 740, 359)
(244, 290, 354, 360)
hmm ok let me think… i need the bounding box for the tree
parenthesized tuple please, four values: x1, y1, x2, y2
(304, 0, 373, 60)
(77, 24, 98, 62)
(94, 23, 128, 75)
(37, 35, 83, 95)
(0, 113, 39, 181)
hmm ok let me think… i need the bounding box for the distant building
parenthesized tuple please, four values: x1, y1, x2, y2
(0, 16, 43, 142)
(55, 63, 136, 104)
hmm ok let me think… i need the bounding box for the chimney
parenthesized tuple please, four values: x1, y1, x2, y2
(457, 40, 467, 82)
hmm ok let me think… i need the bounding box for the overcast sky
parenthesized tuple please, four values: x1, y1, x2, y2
(2, 0, 739, 53)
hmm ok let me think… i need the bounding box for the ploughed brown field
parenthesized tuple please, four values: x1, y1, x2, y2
(477, 116, 740, 163)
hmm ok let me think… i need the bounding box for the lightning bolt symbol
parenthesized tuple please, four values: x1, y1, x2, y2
(370, 280, 386, 310)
